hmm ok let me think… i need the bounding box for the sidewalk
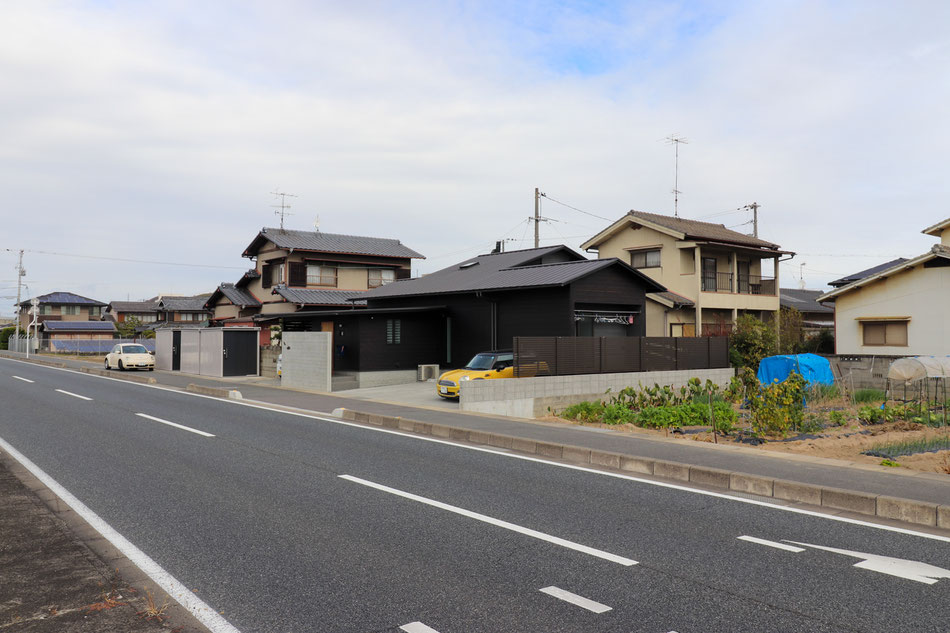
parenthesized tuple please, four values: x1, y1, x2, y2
(1, 351, 948, 631)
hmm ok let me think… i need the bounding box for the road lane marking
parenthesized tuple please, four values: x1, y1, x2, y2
(400, 623, 440, 633)
(339, 474, 638, 566)
(5, 358, 950, 545)
(136, 413, 215, 438)
(737, 536, 806, 552)
(0, 435, 242, 633)
(12, 375, 34, 383)
(539, 586, 612, 613)
(786, 541, 950, 584)
(55, 389, 92, 401)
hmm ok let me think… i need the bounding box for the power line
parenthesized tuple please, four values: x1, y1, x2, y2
(3, 248, 246, 270)
(538, 193, 612, 222)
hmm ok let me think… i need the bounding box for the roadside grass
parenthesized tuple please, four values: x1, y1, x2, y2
(136, 588, 170, 622)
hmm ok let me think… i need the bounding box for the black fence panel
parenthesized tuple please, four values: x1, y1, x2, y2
(514, 336, 730, 377)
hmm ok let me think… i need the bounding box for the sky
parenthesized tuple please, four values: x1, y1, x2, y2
(2, 0, 949, 316)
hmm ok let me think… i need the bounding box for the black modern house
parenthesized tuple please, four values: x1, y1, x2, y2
(268, 246, 666, 378)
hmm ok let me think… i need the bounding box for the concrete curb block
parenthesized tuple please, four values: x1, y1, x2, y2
(185, 383, 242, 399)
(330, 407, 950, 532)
(80, 367, 157, 384)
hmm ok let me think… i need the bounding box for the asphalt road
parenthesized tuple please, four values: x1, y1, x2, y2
(2, 357, 949, 633)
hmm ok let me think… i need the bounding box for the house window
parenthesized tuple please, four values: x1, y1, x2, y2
(863, 321, 908, 346)
(63, 305, 80, 316)
(630, 249, 661, 269)
(701, 257, 718, 291)
(368, 269, 396, 288)
(307, 265, 337, 287)
(386, 319, 401, 344)
(88, 306, 102, 318)
(261, 263, 273, 289)
(289, 262, 307, 287)
(39, 305, 52, 315)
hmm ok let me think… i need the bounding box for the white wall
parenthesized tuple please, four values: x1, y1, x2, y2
(834, 264, 950, 356)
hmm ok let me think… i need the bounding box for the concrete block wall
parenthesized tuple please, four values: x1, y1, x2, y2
(460, 367, 736, 418)
(354, 369, 418, 389)
(281, 332, 332, 392)
(827, 355, 897, 392)
(260, 346, 280, 378)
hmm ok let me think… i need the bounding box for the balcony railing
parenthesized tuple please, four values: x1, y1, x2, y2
(701, 272, 776, 295)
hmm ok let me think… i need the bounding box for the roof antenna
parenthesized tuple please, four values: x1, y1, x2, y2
(313, 214, 320, 233)
(271, 189, 297, 231)
(664, 134, 688, 217)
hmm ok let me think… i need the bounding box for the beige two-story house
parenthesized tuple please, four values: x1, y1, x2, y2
(580, 211, 792, 336)
(206, 227, 424, 343)
(818, 217, 950, 356)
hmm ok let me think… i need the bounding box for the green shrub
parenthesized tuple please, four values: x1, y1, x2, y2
(562, 401, 604, 423)
(857, 405, 883, 424)
(712, 401, 737, 434)
(729, 314, 778, 370)
(800, 413, 825, 433)
(635, 406, 686, 429)
(747, 372, 807, 437)
(853, 388, 886, 403)
(602, 402, 636, 425)
(828, 410, 846, 426)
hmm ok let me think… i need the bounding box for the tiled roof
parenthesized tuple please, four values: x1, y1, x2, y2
(648, 291, 694, 307)
(218, 283, 261, 308)
(42, 321, 115, 331)
(779, 288, 834, 314)
(244, 227, 425, 259)
(108, 300, 159, 313)
(626, 211, 781, 249)
(361, 245, 665, 300)
(236, 269, 260, 288)
(273, 286, 368, 306)
(20, 292, 107, 307)
(158, 295, 212, 311)
(828, 258, 908, 287)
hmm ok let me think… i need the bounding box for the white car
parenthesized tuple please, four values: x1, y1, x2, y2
(105, 343, 155, 371)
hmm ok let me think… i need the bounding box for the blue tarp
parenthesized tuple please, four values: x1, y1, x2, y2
(757, 353, 834, 387)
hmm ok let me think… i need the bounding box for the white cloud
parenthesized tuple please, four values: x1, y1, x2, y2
(1, 1, 948, 314)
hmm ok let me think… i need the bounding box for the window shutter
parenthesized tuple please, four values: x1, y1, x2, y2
(396, 268, 411, 280)
(262, 264, 272, 289)
(289, 262, 306, 287)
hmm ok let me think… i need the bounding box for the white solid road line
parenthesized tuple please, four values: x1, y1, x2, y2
(12, 375, 34, 383)
(737, 535, 806, 552)
(539, 586, 612, 613)
(400, 622, 441, 633)
(135, 413, 215, 438)
(0, 435, 242, 633)
(55, 389, 92, 401)
(339, 474, 638, 566)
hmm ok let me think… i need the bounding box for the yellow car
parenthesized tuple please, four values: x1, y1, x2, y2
(436, 351, 514, 399)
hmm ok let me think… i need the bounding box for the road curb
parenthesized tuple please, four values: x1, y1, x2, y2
(186, 383, 243, 399)
(81, 366, 158, 384)
(331, 407, 950, 532)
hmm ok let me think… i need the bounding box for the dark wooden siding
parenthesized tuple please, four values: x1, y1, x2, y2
(492, 287, 573, 349)
(355, 312, 445, 371)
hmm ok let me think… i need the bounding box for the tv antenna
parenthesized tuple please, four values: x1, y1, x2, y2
(664, 134, 688, 217)
(271, 189, 297, 231)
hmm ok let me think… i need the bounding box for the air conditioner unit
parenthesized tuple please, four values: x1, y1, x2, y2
(417, 364, 440, 381)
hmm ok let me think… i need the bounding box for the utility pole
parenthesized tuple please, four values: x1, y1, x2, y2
(740, 202, 760, 237)
(534, 187, 541, 248)
(13, 250, 24, 351)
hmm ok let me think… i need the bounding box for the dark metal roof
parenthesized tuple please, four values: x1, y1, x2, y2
(243, 227, 425, 259)
(828, 258, 909, 287)
(779, 288, 834, 314)
(361, 246, 665, 300)
(20, 292, 107, 307)
(217, 283, 261, 308)
(42, 320, 115, 331)
(254, 305, 445, 321)
(272, 286, 368, 306)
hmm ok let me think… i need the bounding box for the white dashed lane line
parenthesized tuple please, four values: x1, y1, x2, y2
(11, 375, 34, 383)
(400, 623, 441, 633)
(55, 389, 92, 401)
(339, 474, 638, 566)
(539, 586, 612, 613)
(135, 413, 215, 438)
(737, 536, 806, 552)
